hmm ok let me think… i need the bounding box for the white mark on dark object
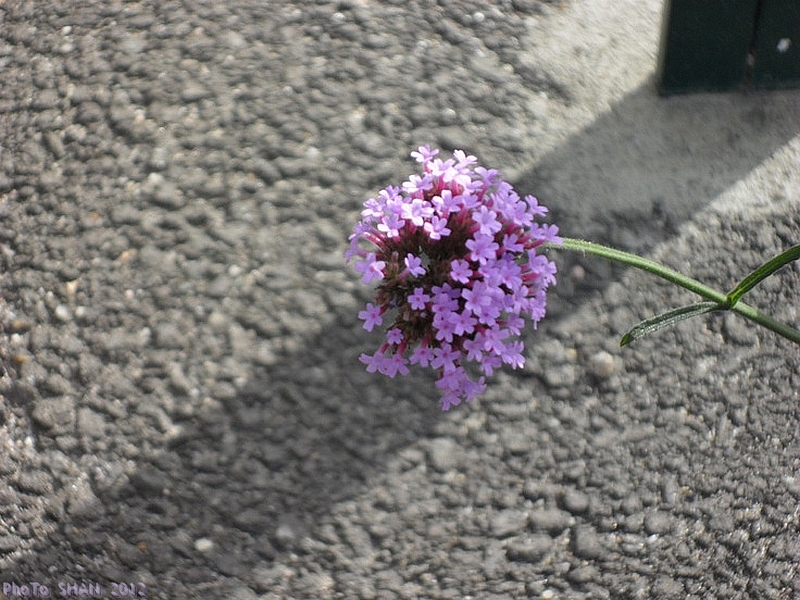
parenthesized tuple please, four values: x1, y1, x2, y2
(777, 38, 791, 53)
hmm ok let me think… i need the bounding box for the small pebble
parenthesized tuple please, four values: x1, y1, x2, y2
(53, 304, 72, 322)
(66, 478, 102, 519)
(561, 489, 590, 515)
(570, 526, 606, 560)
(16, 470, 54, 495)
(194, 538, 214, 553)
(31, 396, 76, 435)
(425, 437, 460, 472)
(9, 319, 32, 333)
(274, 523, 297, 547)
(490, 509, 528, 538)
(506, 534, 552, 562)
(644, 511, 673, 535)
(529, 509, 572, 534)
(566, 565, 599, 584)
(661, 477, 679, 505)
(588, 350, 616, 379)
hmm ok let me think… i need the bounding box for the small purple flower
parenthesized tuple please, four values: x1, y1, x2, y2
(377, 213, 405, 238)
(466, 234, 499, 264)
(479, 354, 502, 376)
(359, 351, 383, 373)
(475, 166, 500, 186)
(452, 149, 477, 170)
(501, 340, 525, 368)
(361, 198, 383, 220)
(408, 287, 430, 310)
(401, 198, 434, 227)
(431, 343, 460, 372)
(411, 145, 439, 163)
(386, 328, 403, 345)
(504, 314, 525, 335)
(404, 254, 426, 278)
(354, 252, 385, 284)
(410, 344, 434, 367)
(424, 215, 451, 240)
(432, 311, 456, 343)
(347, 146, 560, 410)
(380, 353, 409, 378)
(450, 259, 472, 284)
(358, 302, 383, 332)
(474, 206, 502, 236)
(501, 233, 524, 254)
(431, 283, 460, 314)
(463, 336, 484, 362)
(450, 310, 476, 336)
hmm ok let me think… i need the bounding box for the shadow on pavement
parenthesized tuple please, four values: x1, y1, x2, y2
(6, 83, 800, 587)
(517, 80, 800, 318)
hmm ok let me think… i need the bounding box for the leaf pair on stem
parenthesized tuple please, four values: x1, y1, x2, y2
(552, 239, 800, 347)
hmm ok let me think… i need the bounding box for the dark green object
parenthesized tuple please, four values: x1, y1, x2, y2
(620, 302, 722, 347)
(725, 243, 800, 307)
(751, 0, 800, 88)
(657, 0, 800, 94)
(657, 0, 760, 94)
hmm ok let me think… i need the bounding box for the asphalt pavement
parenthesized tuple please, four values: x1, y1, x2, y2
(0, 1, 798, 598)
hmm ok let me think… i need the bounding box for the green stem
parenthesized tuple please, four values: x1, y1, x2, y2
(729, 303, 800, 346)
(553, 238, 729, 304)
(547, 237, 800, 346)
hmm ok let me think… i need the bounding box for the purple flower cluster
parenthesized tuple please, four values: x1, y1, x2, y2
(347, 147, 561, 410)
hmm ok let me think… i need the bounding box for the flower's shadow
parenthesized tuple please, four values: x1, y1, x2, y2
(152, 80, 798, 568)
(8, 316, 442, 581)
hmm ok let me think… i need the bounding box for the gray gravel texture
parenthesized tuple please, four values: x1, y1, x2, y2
(1, 0, 799, 598)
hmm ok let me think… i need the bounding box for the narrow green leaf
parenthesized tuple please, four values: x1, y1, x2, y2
(620, 301, 722, 347)
(726, 243, 800, 307)
(551, 237, 800, 347)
